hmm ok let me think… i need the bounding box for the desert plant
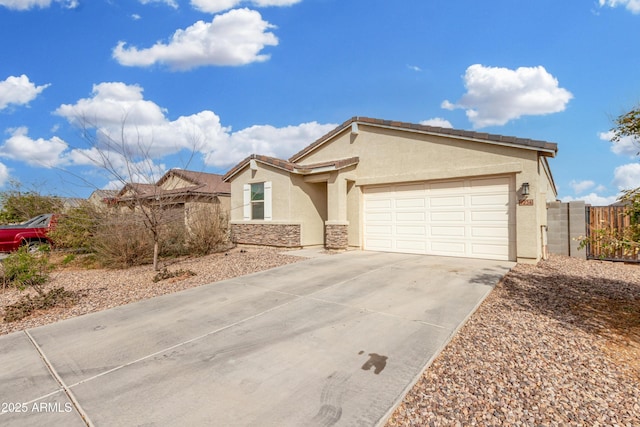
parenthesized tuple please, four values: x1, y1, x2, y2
(4, 287, 77, 322)
(1, 245, 52, 295)
(92, 212, 155, 268)
(152, 268, 196, 283)
(48, 202, 102, 252)
(185, 203, 231, 255)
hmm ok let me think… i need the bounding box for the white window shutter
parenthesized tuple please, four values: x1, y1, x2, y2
(264, 181, 272, 221)
(243, 184, 251, 220)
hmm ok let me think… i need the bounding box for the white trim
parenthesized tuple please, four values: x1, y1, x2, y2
(264, 181, 272, 221)
(242, 184, 251, 220)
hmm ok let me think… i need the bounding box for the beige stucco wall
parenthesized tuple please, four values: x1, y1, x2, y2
(295, 125, 552, 262)
(229, 164, 327, 246)
(160, 175, 189, 190)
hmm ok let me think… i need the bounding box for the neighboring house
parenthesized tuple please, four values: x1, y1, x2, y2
(113, 169, 231, 225)
(60, 197, 85, 211)
(223, 117, 558, 263)
(113, 170, 230, 208)
(88, 189, 119, 208)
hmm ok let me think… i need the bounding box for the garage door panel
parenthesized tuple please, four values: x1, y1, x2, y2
(396, 225, 426, 236)
(396, 240, 427, 252)
(471, 210, 509, 222)
(366, 225, 393, 235)
(366, 212, 393, 222)
(431, 241, 466, 255)
(470, 194, 509, 206)
(472, 226, 509, 238)
(397, 212, 426, 221)
(366, 199, 393, 209)
(365, 238, 392, 250)
(364, 176, 514, 261)
(431, 211, 465, 222)
(430, 196, 465, 207)
(396, 198, 425, 208)
(431, 226, 465, 237)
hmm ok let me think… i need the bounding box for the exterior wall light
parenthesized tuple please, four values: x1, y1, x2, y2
(521, 182, 530, 197)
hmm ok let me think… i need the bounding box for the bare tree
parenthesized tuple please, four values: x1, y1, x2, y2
(69, 111, 204, 270)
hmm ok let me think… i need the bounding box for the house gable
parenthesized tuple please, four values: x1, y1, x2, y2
(290, 117, 557, 163)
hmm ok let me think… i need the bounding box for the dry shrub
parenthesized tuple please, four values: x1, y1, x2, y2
(4, 287, 77, 322)
(93, 211, 154, 268)
(158, 208, 188, 258)
(185, 203, 231, 255)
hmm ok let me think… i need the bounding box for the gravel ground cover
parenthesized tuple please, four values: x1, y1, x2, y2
(387, 255, 640, 427)
(0, 248, 303, 336)
(2, 251, 639, 425)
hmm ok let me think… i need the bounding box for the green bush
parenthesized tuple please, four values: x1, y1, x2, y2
(1, 245, 52, 294)
(48, 202, 101, 252)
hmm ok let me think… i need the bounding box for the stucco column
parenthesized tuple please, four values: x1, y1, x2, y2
(325, 174, 349, 249)
(516, 177, 540, 263)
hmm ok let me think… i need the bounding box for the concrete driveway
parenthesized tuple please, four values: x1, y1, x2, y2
(0, 251, 513, 426)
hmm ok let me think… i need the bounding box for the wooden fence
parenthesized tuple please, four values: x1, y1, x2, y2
(585, 205, 639, 262)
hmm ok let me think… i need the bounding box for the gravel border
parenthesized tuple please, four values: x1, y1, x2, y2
(0, 248, 304, 336)
(386, 255, 640, 426)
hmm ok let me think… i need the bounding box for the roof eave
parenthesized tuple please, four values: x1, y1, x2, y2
(289, 117, 558, 162)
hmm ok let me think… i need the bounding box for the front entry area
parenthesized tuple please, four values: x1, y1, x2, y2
(363, 175, 516, 261)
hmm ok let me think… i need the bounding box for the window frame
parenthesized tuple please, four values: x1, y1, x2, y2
(243, 181, 272, 221)
(250, 182, 265, 220)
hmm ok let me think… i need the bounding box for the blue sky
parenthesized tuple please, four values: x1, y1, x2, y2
(0, 0, 639, 204)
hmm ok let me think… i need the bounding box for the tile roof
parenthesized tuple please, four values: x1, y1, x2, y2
(289, 116, 558, 162)
(158, 169, 231, 195)
(222, 154, 360, 182)
(116, 169, 230, 202)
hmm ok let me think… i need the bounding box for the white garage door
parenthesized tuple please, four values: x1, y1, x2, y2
(363, 176, 515, 261)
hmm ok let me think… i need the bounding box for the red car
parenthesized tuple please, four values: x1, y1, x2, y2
(0, 214, 57, 253)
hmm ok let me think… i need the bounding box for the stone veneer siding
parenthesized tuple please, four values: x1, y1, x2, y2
(325, 224, 348, 250)
(231, 223, 301, 247)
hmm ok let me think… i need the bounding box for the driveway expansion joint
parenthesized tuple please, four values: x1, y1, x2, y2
(24, 330, 94, 427)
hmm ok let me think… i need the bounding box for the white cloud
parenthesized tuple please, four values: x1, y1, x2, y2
(443, 64, 573, 128)
(0, 75, 50, 110)
(407, 65, 422, 72)
(561, 193, 618, 206)
(191, 0, 301, 14)
(112, 8, 278, 70)
(203, 121, 337, 167)
(0, 127, 69, 168)
(139, 0, 178, 8)
(599, 130, 639, 157)
(54, 81, 335, 169)
(0, 162, 9, 187)
(0, 0, 77, 10)
(55, 82, 230, 159)
(599, 0, 640, 14)
(613, 162, 640, 190)
(420, 118, 453, 128)
(569, 179, 595, 194)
